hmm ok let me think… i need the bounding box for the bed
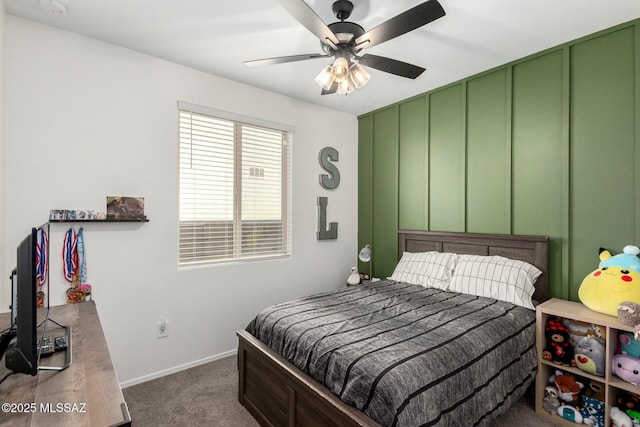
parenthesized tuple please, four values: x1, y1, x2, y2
(237, 230, 549, 427)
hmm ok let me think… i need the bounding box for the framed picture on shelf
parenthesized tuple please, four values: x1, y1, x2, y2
(106, 196, 145, 220)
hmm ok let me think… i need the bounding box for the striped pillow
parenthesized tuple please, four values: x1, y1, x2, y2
(389, 251, 456, 290)
(449, 255, 541, 309)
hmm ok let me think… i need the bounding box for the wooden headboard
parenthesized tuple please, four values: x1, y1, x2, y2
(398, 230, 549, 303)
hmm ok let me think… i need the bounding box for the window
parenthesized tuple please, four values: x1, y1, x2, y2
(178, 102, 292, 266)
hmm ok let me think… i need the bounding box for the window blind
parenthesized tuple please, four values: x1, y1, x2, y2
(178, 106, 291, 265)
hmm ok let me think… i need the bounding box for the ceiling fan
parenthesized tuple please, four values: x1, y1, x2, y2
(243, 0, 446, 95)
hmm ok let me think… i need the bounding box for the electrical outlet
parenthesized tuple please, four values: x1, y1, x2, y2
(157, 318, 169, 338)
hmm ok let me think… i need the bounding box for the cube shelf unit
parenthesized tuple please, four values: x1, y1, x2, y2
(536, 298, 640, 425)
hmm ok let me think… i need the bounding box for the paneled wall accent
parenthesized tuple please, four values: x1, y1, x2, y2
(358, 20, 640, 300)
(428, 85, 466, 232)
(371, 107, 398, 276)
(570, 28, 637, 300)
(511, 49, 566, 299)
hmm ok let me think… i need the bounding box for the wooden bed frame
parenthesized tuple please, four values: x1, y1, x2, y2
(237, 230, 549, 427)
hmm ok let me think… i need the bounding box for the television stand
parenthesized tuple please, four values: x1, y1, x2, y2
(0, 301, 131, 426)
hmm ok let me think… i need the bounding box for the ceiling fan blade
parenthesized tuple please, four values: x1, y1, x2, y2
(354, 0, 445, 50)
(244, 53, 330, 67)
(321, 81, 338, 96)
(357, 54, 425, 79)
(275, 0, 340, 47)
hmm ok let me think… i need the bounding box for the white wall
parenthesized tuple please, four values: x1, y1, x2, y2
(3, 16, 358, 385)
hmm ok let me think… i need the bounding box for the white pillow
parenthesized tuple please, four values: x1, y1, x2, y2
(389, 251, 456, 290)
(449, 254, 541, 309)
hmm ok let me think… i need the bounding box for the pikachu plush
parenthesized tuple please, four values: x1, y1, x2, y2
(578, 245, 640, 317)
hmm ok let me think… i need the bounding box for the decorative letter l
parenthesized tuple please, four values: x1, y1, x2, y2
(317, 196, 338, 240)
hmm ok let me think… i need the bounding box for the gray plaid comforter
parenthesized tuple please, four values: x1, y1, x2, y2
(246, 280, 537, 427)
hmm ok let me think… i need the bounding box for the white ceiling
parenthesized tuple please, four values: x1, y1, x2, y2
(5, 0, 640, 116)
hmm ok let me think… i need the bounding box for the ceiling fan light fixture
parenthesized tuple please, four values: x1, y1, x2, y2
(331, 57, 349, 83)
(349, 62, 370, 89)
(315, 65, 335, 91)
(336, 76, 354, 95)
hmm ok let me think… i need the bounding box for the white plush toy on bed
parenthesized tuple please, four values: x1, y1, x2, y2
(347, 267, 360, 286)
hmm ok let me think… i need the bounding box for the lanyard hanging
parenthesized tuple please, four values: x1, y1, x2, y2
(77, 227, 87, 284)
(62, 227, 78, 283)
(35, 227, 48, 287)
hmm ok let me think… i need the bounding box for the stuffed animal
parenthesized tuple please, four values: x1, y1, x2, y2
(578, 245, 640, 316)
(626, 409, 640, 423)
(557, 404, 583, 424)
(579, 395, 604, 427)
(543, 385, 560, 415)
(611, 407, 633, 427)
(573, 335, 606, 376)
(618, 302, 640, 340)
(616, 390, 640, 423)
(612, 353, 640, 386)
(543, 317, 573, 366)
(562, 318, 603, 347)
(619, 331, 640, 358)
(347, 267, 360, 285)
(584, 381, 605, 402)
(550, 370, 584, 405)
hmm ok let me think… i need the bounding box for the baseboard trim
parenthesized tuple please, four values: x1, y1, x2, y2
(120, 348, 237, 388)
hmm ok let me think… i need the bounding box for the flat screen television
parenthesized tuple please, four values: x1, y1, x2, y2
(1, 228, 39, 376)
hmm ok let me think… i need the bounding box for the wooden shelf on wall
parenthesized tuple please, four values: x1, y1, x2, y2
(48, 217, 149, 223)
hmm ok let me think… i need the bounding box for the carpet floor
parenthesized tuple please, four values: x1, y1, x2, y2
(123, 355, 558, 426)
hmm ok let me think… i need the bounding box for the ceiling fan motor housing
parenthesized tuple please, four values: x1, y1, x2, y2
(332, 0, 354, 20)
(322, 21, 365, 55)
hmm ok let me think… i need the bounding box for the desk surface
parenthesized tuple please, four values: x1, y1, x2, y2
(0, 301, 131, 427)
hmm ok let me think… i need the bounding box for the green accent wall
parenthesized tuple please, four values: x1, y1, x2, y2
(398, 97, 428, 231)
(428, 85, 466, 232)
(466, 69, 510, 234)
(570, 28, 637, 301)
(358, 20, 640, 300)
(511, 49, 566, 299)
(358, 114, 373, 276)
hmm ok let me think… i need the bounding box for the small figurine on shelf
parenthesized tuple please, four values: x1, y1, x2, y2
(562, 318, 603, 347)
(549, 370, 584, 406)
(66, 286, 84, 303)
(616, 390, 640, 424)
(67, 284, 91, 304)
(66, 274, 92, 303)
(557, 404, 583, 424)
(78, 284, 92, 300)
(543, 317, 574, 366)
(584, 381, 605, 402)
(347, 267, 360, 286)
(573, 335, 606, 376)
(610, 407, 632, 427)
(618, 302, 640, 340)
(612, 353, 640, 386)
(543, 385, 560, 415)
(579, 395, 605, 427)
(619, 332, 640, 358)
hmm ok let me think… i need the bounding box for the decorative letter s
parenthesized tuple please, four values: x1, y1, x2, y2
(318, 146, 340, 190)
